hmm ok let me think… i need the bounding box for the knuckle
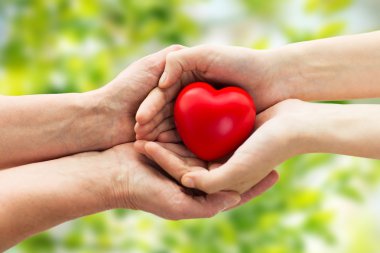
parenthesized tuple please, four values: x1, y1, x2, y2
(164, 102, 174, 113)
(162, 88, 175, 103)
(168, 44, 185, 51)
(138, 54, 158, 67)
(157, 132, 167, 141)
(197, 44, 215, 54)
(166, 51, 178, 62)
(178, 164, 191, 177)
(152, 113, 163, 126)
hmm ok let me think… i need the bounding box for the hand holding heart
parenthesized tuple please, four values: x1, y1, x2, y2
(134, 45, 288, 194)
(135, 42, 380, 196)
(135, 35, 380, 200)
(136, 85, 305, 194)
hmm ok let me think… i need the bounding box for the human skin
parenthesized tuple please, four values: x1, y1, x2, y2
(0, 45, 186, 169)
(135, 31, 380, 193)
(135, 31, 380, 141)
(0, 143, 243, 251)
(136, 99, 380, 193)
(0, 45, 278, 250)
(134, 141, 279, 206)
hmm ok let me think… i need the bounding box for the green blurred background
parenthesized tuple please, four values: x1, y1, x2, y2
(2, 0, 380, 252)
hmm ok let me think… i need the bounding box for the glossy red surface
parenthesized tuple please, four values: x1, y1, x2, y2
(174, 82, 256, 161)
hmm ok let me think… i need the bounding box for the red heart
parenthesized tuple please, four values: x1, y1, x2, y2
(174, 82, 256, 161)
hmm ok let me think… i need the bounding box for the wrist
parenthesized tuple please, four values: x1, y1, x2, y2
(57, 150, 118, 212)
(97, 144, 135, 210)
(0, 151, 117, 248)
(271, 100, 320, 156)
(246, 49, 296, 111)
(66, 148, 128, 211)
(264, 47, 306, 102)
(82, 88, 134, 148)
(290, 102, 342, 154)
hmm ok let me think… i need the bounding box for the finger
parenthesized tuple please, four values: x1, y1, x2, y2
(134, 140, 146, 153)
(133, 140, 154, 161)
(136, 59, 199, 126)
(224, 170, 279, 211)
(157, 130, 182, 143)
(182, 160, 271, 194)
(136, 117, 175, 141)
(146, 44, 186, 64)
(135, 102, 174, 136)
(159, 47, 210, 89)
(144, 142, 205, 182)
(181, 170, 218, 194)
(132, 44, 186, 76)
(136, 83, 181, 125)
(176, 191, 241, 219)
(152, 142, 197, 158)
(181, 163, 239, 194)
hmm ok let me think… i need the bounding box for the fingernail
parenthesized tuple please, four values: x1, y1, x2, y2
(182, 176, 194, 188)
(223, 195, 240, 210)
(159, 72, 167, 85)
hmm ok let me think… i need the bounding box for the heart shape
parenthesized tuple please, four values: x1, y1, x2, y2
(174, 82, 256, 161)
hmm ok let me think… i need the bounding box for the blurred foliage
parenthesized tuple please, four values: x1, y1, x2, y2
(0, 0, 198, 95)
(1, 0, 380, 253)
(305, 0, 352, 14)
(242, 0, 286, 18)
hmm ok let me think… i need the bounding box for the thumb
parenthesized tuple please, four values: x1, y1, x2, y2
(181, 165, 235, 194)
(159, 47, 204, 89)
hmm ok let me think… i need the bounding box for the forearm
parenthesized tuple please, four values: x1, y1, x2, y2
(273, 31, 380, 101)
(0, 89, 131, 168)
(298, 103, 380, 159)
(0, 150, 116, 250)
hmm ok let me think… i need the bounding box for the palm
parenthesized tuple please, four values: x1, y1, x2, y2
(110, 143, 240, 220)
(134, 140, 279, 208)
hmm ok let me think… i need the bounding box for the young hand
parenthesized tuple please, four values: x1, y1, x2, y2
(133, 141, 279, 208)
(135, 99, 311, 194)
(171, 99, 380, 194)
(134, 45, 289, 141)
(91, 45, 185, 146)
(135, 32, 380, 141)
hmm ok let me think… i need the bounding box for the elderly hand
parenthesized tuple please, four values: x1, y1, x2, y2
(134, 45, 290, 141)
(91, 45, 186, 146)
(103, 143, 242, 219)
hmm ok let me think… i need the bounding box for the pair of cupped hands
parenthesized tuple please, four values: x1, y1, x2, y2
(101, 45, 308, 220)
